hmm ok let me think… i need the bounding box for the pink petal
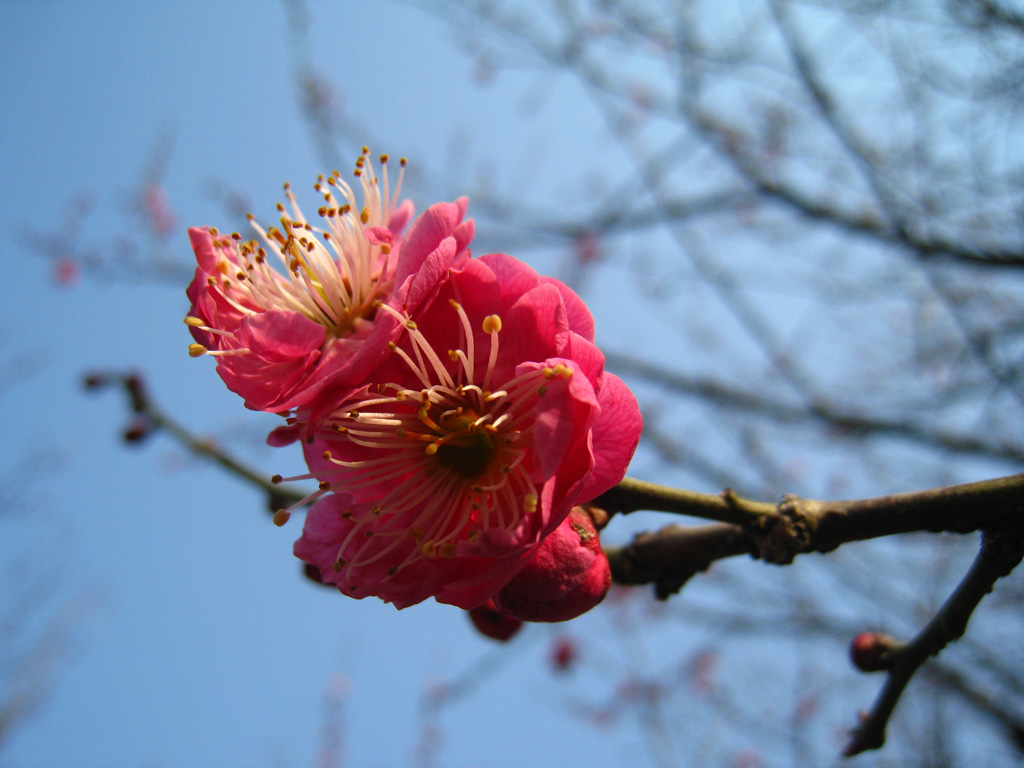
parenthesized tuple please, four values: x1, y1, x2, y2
(238, 311, 325, 360)
(575, 372, 642, 503)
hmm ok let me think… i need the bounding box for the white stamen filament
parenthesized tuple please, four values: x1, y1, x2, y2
(192, 149, 406, 360)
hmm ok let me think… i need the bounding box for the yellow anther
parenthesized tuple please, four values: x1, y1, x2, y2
(188, 343, 208, 358)
(439, 542, 457, 558)
(482, 314, 502, 334)
(272, 510, 291, 527)
(184, 316, 204, 327)
(425, 443, 439, 456)
(360, 207, 370, 224)
(448, 350, 459, 362)
(524, 494, 538, 513)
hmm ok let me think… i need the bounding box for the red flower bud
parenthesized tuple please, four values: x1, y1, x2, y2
(492, 507, 611, 623)
(468, 598, 523, 642)
(550, 636, 578, 672)
(849, 631, 897, 672)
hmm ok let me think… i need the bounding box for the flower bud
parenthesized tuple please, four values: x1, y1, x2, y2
(550, 636, 578, 672)
(492, 507, 611, 623)
(849, 631, 898, 672)
(468, 598, 523, 642)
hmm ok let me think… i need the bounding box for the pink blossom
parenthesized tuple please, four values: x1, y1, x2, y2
(141, 183, 177, 237)
(291, 253, 641, 610)
(185, 150, 473, 412)
(53, 257, 80, 287)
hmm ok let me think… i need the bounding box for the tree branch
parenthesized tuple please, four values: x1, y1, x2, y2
(599, 473, 1024, 584)
(85, 370, 306, 513)
(844, 529, 1024, 755)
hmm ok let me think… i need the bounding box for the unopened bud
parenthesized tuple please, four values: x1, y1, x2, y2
(849, 632, 898, 672)
(550, 636, 578, 672)
(493, 507, 611, 623)
(467, 598, 524, 642)
(82, 372, 109, 390)
(122, 416, 153, 444)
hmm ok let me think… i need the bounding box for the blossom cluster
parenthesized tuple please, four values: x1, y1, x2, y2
(185, 149, 642, 623)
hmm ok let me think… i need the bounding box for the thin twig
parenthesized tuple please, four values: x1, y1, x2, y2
(844, 529, 1024, 755)
(85, 370, 306, 513)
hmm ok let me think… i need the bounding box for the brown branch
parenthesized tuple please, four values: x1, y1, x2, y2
(844, 529, 1024, 756)
(84, 370, 306, 513)
(599, 473, 1024, 757)
(599, 473, 1024, 585)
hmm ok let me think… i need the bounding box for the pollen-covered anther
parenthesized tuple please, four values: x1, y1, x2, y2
(482, 315, 502, 334)
(272, 510, 291, 527)
(184, 316, 204, 327)
(544, 363, 573, 379)
(188, 343, 208, 358)
(439, 542, 458, 558)
(524, 494, 538, 513)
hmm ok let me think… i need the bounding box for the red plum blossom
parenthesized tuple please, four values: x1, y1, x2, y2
(184, 150, 472, 412)
(291, 253, 641, 611)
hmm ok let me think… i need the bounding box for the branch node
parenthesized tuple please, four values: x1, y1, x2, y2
(749, 495, 812, 564)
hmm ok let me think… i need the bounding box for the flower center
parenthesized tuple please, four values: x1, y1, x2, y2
(430, 408, 498, 480)
(272, 298, 574, 583)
